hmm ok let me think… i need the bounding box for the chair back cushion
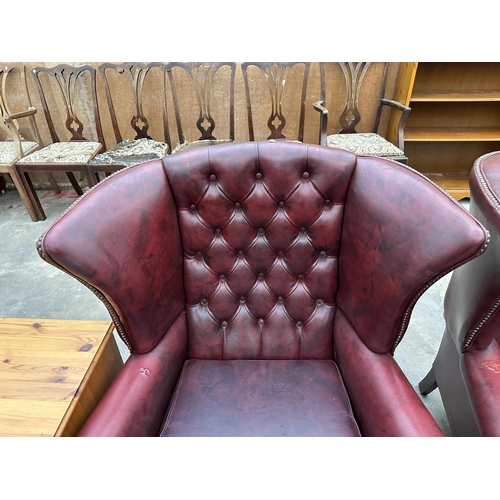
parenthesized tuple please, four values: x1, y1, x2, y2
(164, 141, 357, 359)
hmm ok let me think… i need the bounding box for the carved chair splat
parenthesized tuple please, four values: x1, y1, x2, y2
(314, 62, 411, 164)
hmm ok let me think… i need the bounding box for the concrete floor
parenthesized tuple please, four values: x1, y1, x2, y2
(0, 185, 464, 436)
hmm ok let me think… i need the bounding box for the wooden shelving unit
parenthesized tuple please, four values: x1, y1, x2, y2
(391, 62, 500, 200)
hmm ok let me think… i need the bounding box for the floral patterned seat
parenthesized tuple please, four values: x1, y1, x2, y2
(0, 140, 39, 164)
(326, 133, 405, 158)
(17, 141, 102, 164)
(90, 138, 169, 168)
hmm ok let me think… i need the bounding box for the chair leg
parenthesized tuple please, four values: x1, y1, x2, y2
(66, 171, 84, 196)
(419, 367, 438, 395)
(6, 165, 44, 222)
(47, 173, 61, 194)
(84, 167, 98, 188)
(21, 169, 46, 221)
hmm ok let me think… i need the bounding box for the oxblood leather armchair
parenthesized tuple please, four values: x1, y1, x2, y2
(37, 141, 488, 437)
(419, 151, 500, 437)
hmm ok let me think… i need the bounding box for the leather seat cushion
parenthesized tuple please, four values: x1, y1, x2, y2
(160, 359, 360, 437)
(326, 133, 405, 157)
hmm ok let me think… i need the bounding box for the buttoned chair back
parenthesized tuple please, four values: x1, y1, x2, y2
(38, 141, 487, 437)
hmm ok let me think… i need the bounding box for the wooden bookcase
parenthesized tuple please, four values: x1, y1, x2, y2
(391, 62, 500, 200)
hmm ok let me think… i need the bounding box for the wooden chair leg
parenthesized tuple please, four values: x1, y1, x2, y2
(22, 169, 46, 221)
(419, 367, 438, 395)
(84, 167, 97, 188)
(66, 171, 84, 196)
(5, 166, 44, 221)
(47, 173, 61, 194)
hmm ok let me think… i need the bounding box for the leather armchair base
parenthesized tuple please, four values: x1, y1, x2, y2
(160, 359, 361, 437)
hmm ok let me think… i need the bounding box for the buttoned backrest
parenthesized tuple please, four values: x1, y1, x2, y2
(165, 141, 356, 359)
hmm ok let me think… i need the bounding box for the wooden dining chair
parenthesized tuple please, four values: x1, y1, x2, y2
(314, 62, 411, 163)
(0, 63, 59, 221)
(15, 64, 104, 220)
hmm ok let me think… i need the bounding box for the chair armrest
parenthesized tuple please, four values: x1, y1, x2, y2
(461, 340, 500, 436)
(3, 106, 37, 123)
(78, 312, 187, 437)
(313, 100, 328, 146)
(334, 309, 444, 436)
(379, 98, 411, 151)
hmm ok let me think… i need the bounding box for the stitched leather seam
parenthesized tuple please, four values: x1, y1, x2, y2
(462, 300, 500, 352)
(160, 360, 189, 436)
(474, 153, 500, 210)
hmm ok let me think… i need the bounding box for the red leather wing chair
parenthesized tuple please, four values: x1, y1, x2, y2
(419, 151, 500, 437)
(37, 141, 488, 437)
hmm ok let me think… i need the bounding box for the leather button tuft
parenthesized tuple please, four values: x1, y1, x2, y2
(258, 227, 264, 234)
(201, 299, 208, 305)
(278, 250, 284, 257)
(258, 319, 264, 325)
(240, 297, 246, 303)
(190, 204, 197, 211)
(196, 252, 202, 258)
(215, 228, 222, 235)
(320, 251, 326, 258)
(221, 321, 228, 328)
(256, 172, 262, 180)
(300, 226, 306, 233)
(302, 172, 310, 179)
(278, 201, 285, 208)
(238, 250, 244, 257)
(316, 299, 324, 305)
(277, 296, 284, 303)
(235, 202, 241, 208)
(324, 199, 331, 206)
(219, 275, 226, 281)
(296, 321, 303, 327)
(298, 275, 304, 281)
(258, 273, 265, 281)
(210, 174, 217, 181)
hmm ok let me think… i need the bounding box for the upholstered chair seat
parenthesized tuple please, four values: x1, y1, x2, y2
(0, 140, 39, 164)
(17, 141, 102, 164)
(37, 141, 487, 437)
(90, 138, 169, 168)
(326, 132, 405, 158)
(171, 139, 234, 154)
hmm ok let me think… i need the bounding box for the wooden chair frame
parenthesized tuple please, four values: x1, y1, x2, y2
(241, 62, 311, 143)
